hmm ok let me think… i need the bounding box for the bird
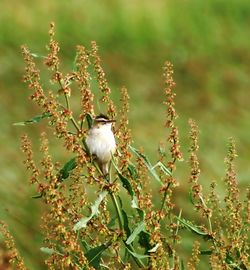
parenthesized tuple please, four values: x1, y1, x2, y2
(85, 114, 116, 175)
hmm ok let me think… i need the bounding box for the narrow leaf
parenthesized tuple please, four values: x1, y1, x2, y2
(126, 221, 145, 245)
(111, 153, 121, 173)
(122, 209, 131, 237)
(14, 113, 52, 126)
(40, 247, 55, 255)
(131, 196, 139, 209)
(128, 164, 138, 179)
(180, 259, 185, 270)
(31, 193, 43, 199)
(189, 189, 195, 205)
(58, 157, 77, 180)
(74, 190, 108, 231)
(126, 247, 150, 259)
(31, 53, 46, 58)
(200, 250, 213, 255)
(131, 196, 145, 220)
(85, 243, 110, 269)
(129, 146, 163, 185)
(152, 161, 172, 176)
(148, 243, 160, 253)
(82, 139, 91, 157)
(81, 240, 91, 252)
(118, 173, 134, 197)
(176, 217, 208, 236)
(139, 231, 152, 251)
(86, 113, 93, 129)
(107, 216, 117, 229)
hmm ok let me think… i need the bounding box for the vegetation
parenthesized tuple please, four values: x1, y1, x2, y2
(1, 1, 250, 269)
(0, 23, 249, 270)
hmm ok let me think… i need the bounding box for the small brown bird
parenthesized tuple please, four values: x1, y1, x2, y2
(85, 114, 116, 175)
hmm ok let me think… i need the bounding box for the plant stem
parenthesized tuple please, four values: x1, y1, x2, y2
(160, 182, 171, 212)
(108, 176, 146, 268)
(63, 93, 81, 133)
(110, 192, 123, 231)
(57, 73, 81, 134)
(160, 158, 175, 213)
(199, 194, 213, 233)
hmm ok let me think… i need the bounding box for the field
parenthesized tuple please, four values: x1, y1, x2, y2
(0, 1, 249, 269)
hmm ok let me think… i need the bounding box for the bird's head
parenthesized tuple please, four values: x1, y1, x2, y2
(92, 114, 116, 129)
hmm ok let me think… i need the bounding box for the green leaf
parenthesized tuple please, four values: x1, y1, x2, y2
(122, 209, 131, 237)
(73, 190, 108, 231)
(126, 247, 150, 260)
(148, 243, 160, 253)
(129, 146, 163, 185)
(85, 243, 110, 269)
(200, 250, 212, 255)
(131, 196, 145, 220)
(58, 157, 77, 180)
(128, 164, 138, 179)
(131, 196, 139, 209)
(81, 240, 91, 252)
(180, 259, 185, 270)
(126, 221, 145, 245)
(14, 113, 52, 126)
(118, 173, 135, 197)
(31, 193, 43, 199)
(176, 217, 208, 236)
(40, 247, 55, 255)
(158, 144, 166, 157)
(82, 139, 91, 157)
(31, 52, 46, 58)
(111, 153, 121, 173)
(107, 216, 117, 229)
(153, 161, 172, 177)
(189, 189, 195, 205)
(138, 231, 152, 251)
(225, 253, 234, 264)
(86, 113, 93, 129)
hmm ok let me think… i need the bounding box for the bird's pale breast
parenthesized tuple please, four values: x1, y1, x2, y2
(86, 126, 116, 163)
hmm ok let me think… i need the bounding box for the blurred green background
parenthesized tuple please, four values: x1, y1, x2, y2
(1, 0, 250, 268)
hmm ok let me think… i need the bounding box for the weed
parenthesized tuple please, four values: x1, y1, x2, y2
(1, 23, 249, 270)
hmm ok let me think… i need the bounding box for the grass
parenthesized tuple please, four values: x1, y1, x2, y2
(0, 1, 250, 269)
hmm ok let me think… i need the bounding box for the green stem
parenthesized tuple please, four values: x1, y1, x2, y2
(71, 116, 81, 133)
(125, 244, 146, 268)
(110, 192, 123, 230)
(160, 158, 175, 212)
(64, 93, 81, 133)
(107, 176, 146, 268)
(199, 194, 213, 233)
(173, 209, 182, 244)
(160, 182, 171, 212)
(57, 74, 81, 134)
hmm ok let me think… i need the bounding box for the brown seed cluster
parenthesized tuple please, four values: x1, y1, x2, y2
(220, 138, 249, 268)
(1, 23, 249, 270)
(163, 61, 183, 166)
(75, 45, 94, 122)
(0, 221, 27, 270)
(188, 119, 212, 219)
(44, 22, 60, 70)
(91, 41, 116, 119)
(116, 87, 132, 171)
(21, 134, 40, 185)
(187, 241, 200, 270)
(159, 61, 183, 215)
